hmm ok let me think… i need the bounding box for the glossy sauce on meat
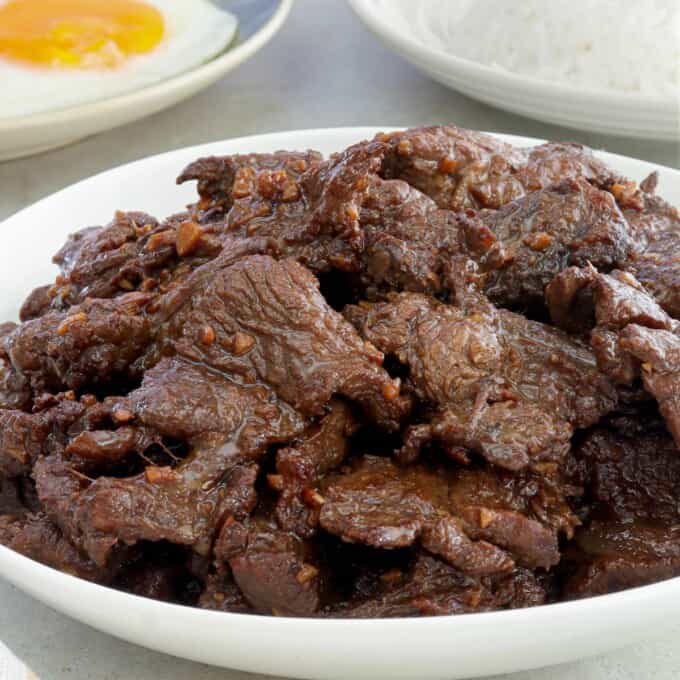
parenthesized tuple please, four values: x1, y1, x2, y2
(1, 125, 678, 617)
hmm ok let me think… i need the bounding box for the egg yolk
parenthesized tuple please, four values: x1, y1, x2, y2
(0, 0, 164, 69)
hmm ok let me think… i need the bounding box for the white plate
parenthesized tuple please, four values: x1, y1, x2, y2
(0, 0, 292, 162)
(348, 0, 680, 141)
(1, 127, 679, 680)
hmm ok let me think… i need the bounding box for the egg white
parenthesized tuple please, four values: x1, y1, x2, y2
(0, 0, 238, 118)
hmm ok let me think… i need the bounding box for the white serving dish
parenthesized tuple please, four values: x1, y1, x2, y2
(0, 0, 293, 161)
(348, 0, 680, 141)
(0, 127, 679, 680)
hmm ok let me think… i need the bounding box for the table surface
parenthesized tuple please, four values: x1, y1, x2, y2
(1, 1, 679, 678)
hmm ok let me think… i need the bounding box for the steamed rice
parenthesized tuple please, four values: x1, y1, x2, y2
(393, 0, 680, 96)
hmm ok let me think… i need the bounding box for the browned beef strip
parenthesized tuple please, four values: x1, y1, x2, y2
(64, 358, 306, 565)
(447, 465, 581, 543)
(6, 292, 154, 395)
(346, 292, 614, 470)
(18, 285, 53, 323)
(566, 521, 680, 598)
(319, 456, 515, 572)
(403, 401, 573, 472)
(585, 270, 680, 442)
(20, 210, 231, 320)
(577, 427, 680, 525)
(0, 512, 108, 582)
(465, 179, 634, 309)
(564, 427, 680, 598)
(0, 396, 86, 478)
(319, 455, 565, 571)
(272, 399, 358, 538)
(178, 140, 466, 303)
(327, 553, 545, 618)
(621, 190, 680, 319)
(375, 127, 623, 210)
(546, 267, 680, 447)
(348, 176, 463, 298)
(0, 410, 47, 478)
(0, 322, 29, 411)
(36, 212, 160, 313)
(177, 150, 324, 223)
(621, 326, 680, 445)
(159, 254, 410, 429)
(33, 450, 117, 565)
(213, 515, 326, 616)
(547, 266, 672, 335)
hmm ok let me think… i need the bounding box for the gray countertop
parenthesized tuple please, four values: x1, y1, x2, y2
(1, 1, 679, 678)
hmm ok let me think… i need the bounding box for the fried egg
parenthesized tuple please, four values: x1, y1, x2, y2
(0, 0, 238, 118)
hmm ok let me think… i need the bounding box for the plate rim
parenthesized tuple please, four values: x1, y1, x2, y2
(0, 0, 294, 131)
(348, 0, 678, 109)
(1, 124, 680, 632)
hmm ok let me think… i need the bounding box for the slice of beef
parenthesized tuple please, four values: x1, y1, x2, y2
(547, 266, 672, 335)
(376, 127, 622, 210)
(546, 267, 680, 446)
(328, 553, 545, 618)
(621, 190, 680, 319)
(6, 292, 154, 395)
(33, 212, 160, 315)
(465, 179, 634, 309)
(575, 427, 680, 525)
(0, 410, 47, 478)
(0, 396, 86, 478)
(346, 292, 614, 469)
(213, 515, 326, 616)
(178, 147, 368, 278)
(564, 427, 680, 598)
(319, 456, 518, 572)
(177, 150, 324, 223)
(0, 322, 29, 410)
(18, 285, 53, 323)
(272, 400, 358, 538)
(403, 400, 572, 472)
(22, 211, 230, 320)
(319, 455, 564, 571)
(349, 176, 463, 298)
(33, 450, 119, 565)
(565, 521, 680, 599)
(0, 512, 108, 582)
(160, 254, 410, 429)
(447, 465, 580, 544)
(621, 325, 680, 445)
(67, 358, 306, 565)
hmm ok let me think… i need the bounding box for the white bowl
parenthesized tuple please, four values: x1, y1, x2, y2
(1, 127, 679, 680)
(0, 0, 292, 161)
(348, 0, 680, 141)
